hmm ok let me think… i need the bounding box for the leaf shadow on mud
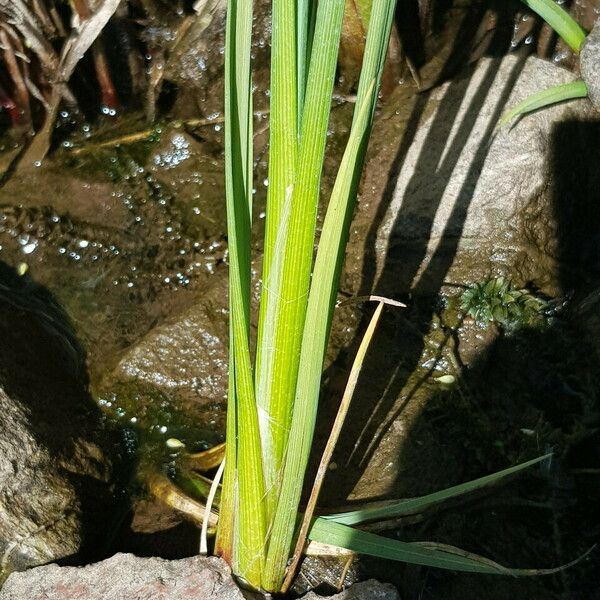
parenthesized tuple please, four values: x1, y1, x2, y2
(315, 33, 528, 504)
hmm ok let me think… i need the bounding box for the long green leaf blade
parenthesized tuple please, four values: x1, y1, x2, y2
(255, 0, 299, 520)
(309, 518, 587, 576)
(261, 0, 397, 590)
(255, 0, 346, 560)
(309, 519, 511, 574)
(263, 83, 376, 591)
(499, 80, 588, 128)
(520, 0, 586, 51)
(218, 0, 266, 586)
(214, 342, 237, 560)
(324, 454, 552, 526)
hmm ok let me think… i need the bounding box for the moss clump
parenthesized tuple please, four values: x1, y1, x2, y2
(461, 277, 548, 330)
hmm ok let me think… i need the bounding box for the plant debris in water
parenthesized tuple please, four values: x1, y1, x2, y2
(461, 277, 548, 330)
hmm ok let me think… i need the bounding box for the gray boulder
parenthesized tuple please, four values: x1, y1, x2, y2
(581, 20, 600, 108)
(0, 553, 399, 600)
(0, 554, 241, 600)
(0, 268, 113, 580)
(0, 387, 83, 575)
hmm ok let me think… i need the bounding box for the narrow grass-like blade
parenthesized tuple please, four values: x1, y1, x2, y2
(309, 518, 591, 576)
(498, 80, 588, 128)
(520, 0, 586, 51)
(309, 519, 512, 573)
(255, 0, 347, 565)
(262, 0, 397, 591)
(217, 0, 266, 586)
(324, 454, 551, 526)
(255, 0, 299, 521)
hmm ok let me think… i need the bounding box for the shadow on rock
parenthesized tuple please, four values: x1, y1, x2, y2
(0, 262, 118, 579)
(320, 52, 532, 506)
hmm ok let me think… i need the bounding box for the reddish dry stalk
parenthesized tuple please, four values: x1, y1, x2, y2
(0, 27, 33, 134)
(9, 28, 50, 111)
(0, 80, 19, 127)
(70, 0, 119, 109)
(92, 44, 119, 108)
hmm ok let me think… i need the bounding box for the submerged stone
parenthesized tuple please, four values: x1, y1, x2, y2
(103, 270, 229, 415)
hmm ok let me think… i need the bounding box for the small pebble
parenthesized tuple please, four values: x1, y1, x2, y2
(166, 438, 185, 450)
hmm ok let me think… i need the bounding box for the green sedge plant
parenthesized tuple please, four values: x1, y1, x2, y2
(500, 0, 589, 126)
(214, 0, 565, 593)
(216, 0, 400, 588)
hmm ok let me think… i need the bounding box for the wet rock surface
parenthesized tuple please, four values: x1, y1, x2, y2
(93, 253, 263, 452)
(317, 52, 600, 600)
(0, 266, 114, 580)
(324, 54, 600, 509)
(0, 553, 399, 600)
(0, 123, 229, 382)
(105, 269, 228, 412)
(349, 54, 598, 300)
(581, 19, 600, 109)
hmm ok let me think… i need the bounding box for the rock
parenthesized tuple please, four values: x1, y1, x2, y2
(103, 270, 230, 414)
(99, 251, 357, 436)
(0, 554, 242, 600)
(348, 54, 599, 299)
(0, 553, 399, 600)
(0, 265, 114, 580)
(328, 53, 600, 507)
(581, 20, 600, 109)
(98, 255, 273, 431)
